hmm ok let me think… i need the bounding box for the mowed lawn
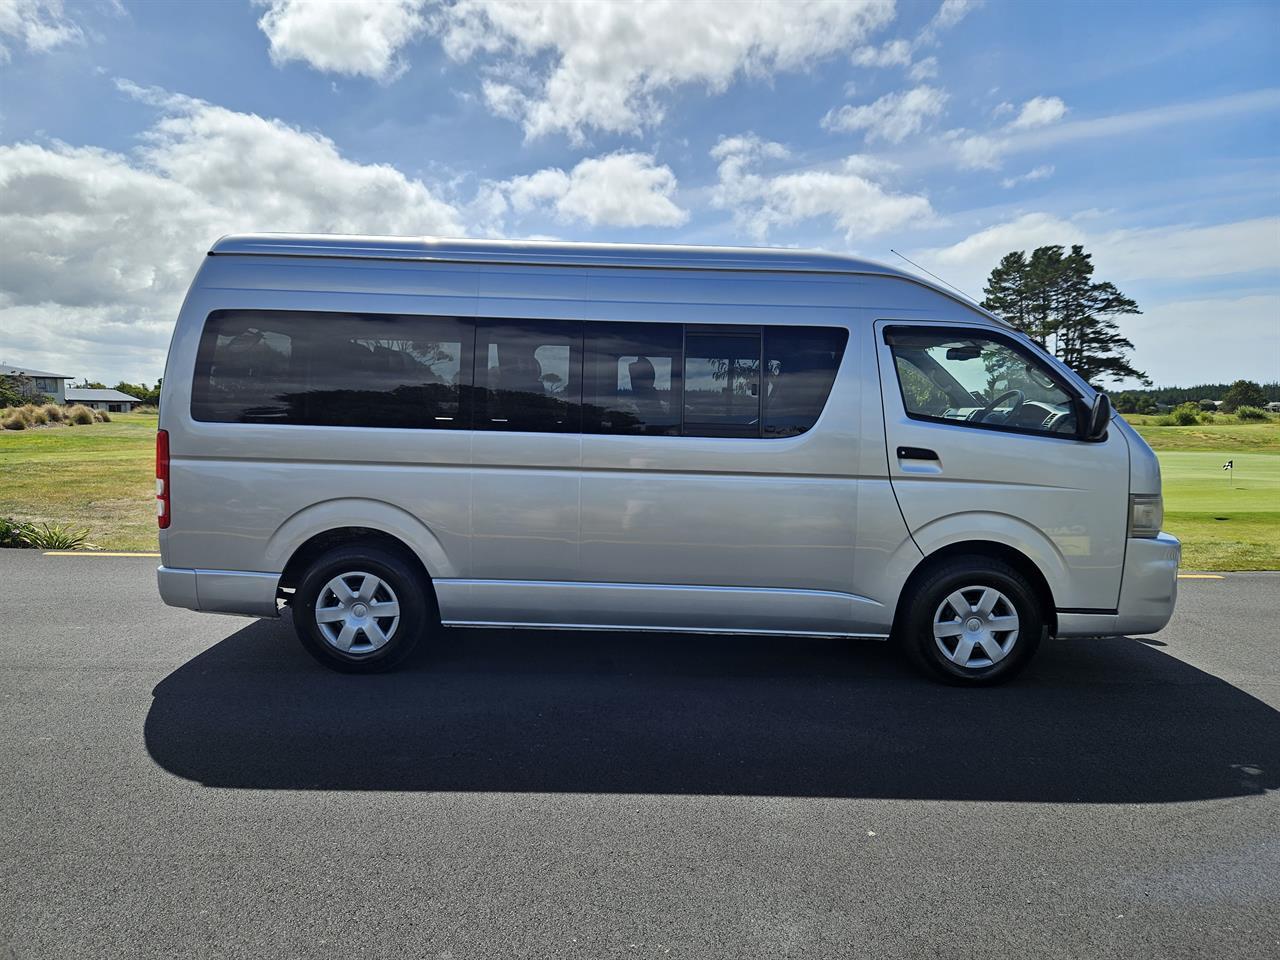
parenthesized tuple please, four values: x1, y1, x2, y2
(1126, 416, 1280, 571)
(1, 408, 1276, 570)
(0, 411, 159, 552)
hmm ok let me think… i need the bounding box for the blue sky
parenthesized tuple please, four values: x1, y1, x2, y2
(1, 0, 1277, 387)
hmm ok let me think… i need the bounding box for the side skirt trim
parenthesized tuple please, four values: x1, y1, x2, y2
(441, 619, 889, 640)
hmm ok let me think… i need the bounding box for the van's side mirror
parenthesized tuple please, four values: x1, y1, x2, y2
(1082, 393, 1111, 441)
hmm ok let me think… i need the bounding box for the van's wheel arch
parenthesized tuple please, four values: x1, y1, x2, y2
(896, 551, 1047, 685)
(290, 539, 434, 673)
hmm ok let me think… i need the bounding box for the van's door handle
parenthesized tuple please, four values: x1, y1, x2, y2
(897, 446, 938, 461)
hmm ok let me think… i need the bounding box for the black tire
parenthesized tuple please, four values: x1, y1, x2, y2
(900, 555, 1044, 685)
(291, 543, 431, 673)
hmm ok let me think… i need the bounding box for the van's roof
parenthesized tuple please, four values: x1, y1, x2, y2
(210, 233, 917, 281)
(208, 233, 996, 319)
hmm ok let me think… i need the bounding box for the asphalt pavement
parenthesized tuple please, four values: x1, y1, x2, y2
(1, 552, 1277, 959)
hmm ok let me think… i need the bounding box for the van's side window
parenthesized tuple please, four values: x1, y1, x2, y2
(886, 328, 1079, 437)
(191, 310, 471, 428)
(683, 331, 762, 437)
(763, 326, 848, 437)
(474, 319, 582, 433)
(583, 322, 683, 436)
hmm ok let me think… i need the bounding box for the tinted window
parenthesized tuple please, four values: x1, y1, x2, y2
(887, 327, 1079, 436)
(683, 331, 761, 436)
(762, 326, 848, 437)
(191, 310, 470, 428)
(583, 322, 683, 436)
(474, 319, 582, 432)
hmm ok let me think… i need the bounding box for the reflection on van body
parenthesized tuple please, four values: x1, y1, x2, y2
(156, 235, 1179, 684)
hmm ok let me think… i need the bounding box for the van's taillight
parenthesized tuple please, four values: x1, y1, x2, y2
(156, 429, 170, 529)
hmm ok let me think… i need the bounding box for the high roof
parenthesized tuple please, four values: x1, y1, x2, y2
(209, 233, 917, 281)
(208, 233, 996, 319)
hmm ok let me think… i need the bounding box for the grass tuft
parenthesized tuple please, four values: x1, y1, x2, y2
(66, 404, 96, 425)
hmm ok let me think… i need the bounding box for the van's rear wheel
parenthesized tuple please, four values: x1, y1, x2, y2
(901, 556, 1043, 685)
(292, 544, 429, 673)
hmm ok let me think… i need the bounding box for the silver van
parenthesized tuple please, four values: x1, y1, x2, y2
(156, 234, 1180, 684)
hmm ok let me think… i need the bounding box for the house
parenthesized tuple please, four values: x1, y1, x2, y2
(64, 387, 142, 413)
(1267, 401, 1280, 413)
(1, 365, 72, 404)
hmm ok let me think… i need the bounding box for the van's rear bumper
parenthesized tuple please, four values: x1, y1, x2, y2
(1055, 532, 1180, 637)
(157, 566, 280, 618)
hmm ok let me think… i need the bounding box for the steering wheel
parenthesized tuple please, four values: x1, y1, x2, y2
(975, 388, 1025, 423)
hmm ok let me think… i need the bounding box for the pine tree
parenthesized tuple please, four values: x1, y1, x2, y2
(981, 243, 1148, 387)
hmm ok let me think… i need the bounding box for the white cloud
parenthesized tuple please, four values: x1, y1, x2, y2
(1000, 164, 1054, 188)
(0, 0, 83, 61)
(951, 94, 1066, 169)
(845, 1, 976, 81)
(915, 212, 1280, 296)
(822, 85, 948, 143)
(1009, 95, 1067, 130)
(948, 88, 1280, 173)
(908, 56, 939, 81)
(430, 0, 897, 141)
(920, 0, 980, 42)
(850, 38, 913, 68)
(710, 133, 934, 242)
(488, 151, 688, 228)
(256, 0, 429, 81)
(0, 83, 464, 382)
(1124, 294, 1280, 387)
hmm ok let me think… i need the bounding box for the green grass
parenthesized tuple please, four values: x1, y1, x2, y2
(1127, 415, 1280, 571)
(1124, 414, 1280, 454)
(1151, 451, 1279, 570)
(0, 408, 1275, 570)
(0, 411, 158, 552)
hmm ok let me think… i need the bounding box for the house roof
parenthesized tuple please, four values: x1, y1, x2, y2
(65, 388, 141, 403)
(3, 365, 74, 380)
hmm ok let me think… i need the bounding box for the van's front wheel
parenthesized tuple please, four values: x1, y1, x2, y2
(901, 556, 1043, 685)
(292, 545, 429, 672)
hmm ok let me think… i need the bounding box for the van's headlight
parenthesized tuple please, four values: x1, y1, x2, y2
(1129, 494, 1163, 538)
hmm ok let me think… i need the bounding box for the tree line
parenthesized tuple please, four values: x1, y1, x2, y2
(1110, 380, 1278, 414)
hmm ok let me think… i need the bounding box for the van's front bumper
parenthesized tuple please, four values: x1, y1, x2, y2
(157, 566, 281, 618)
(1056, 532, 1181, 637)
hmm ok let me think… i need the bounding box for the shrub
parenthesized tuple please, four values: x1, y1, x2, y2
(92, 409, 107, 422)
(13, 520, 92, 550)
(1236, 405, 1269, 422)
(42, 403, 64, 422)
(1153, 415, 1176, 426)
(1198, 399, 1217, 411)
(1170, 402, 1200, 426)
(0, 377, 23, 408)
(1199, 412, 1216, 423)
(66, 404, 95, 425)
(133, 404, 158, 414)
(2, 413, 26, 430)
(27, 405, 48, 426)
(1221, 379, 1266, 413)
(0, 517, 33, 547)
